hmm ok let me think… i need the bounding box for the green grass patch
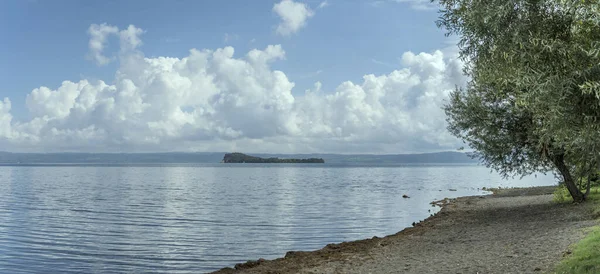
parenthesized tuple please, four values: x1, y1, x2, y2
(552, 185, 571, 203)
(554, 226, 600, 274)
(552, 185, 600, 204)
(553, 185, 600, 218)
(553, 185, 600, 273)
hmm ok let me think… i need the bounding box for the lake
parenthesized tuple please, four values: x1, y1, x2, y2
(0, 164, 554, 273)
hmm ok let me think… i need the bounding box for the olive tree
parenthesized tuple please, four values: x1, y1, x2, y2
(436, 0, 600, 202)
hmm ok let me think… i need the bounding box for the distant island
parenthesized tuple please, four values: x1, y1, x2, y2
(222, 153, 325, 163)
(0, 151, 477, 165)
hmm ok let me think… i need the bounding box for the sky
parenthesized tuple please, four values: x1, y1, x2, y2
(0, 0, 467, 154)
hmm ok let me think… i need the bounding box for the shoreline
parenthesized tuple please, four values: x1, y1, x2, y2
(213, 186, 598, 273)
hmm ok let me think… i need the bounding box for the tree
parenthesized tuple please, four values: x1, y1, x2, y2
(436, 0, 600, 202)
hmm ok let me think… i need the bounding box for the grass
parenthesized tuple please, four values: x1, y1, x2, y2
(553, 184, 600, 218)
(554, 227, 600, 274)
(552, 185, 600, 204)
(553, 185, 600, 273)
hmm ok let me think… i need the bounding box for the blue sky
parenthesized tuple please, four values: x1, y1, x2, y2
(1, 0, 448, 119)
(0, 0, 465, 153)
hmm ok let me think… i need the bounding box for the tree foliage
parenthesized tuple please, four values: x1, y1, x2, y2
(436, 0, 600, 201)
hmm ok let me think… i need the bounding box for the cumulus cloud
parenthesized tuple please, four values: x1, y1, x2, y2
(0, 24, 466, 153)
(87, 23, 119, 65)
(273, 0, 315, 36)
(87, 23, 144, 65)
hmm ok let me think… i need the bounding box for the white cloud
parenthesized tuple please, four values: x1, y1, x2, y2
(392, 0, 437, 10)
(273, 0, 315, 36)
(119, 25, 144, 51)
(87, 23, 118, 65)
(318, 1, 329, 9)
(0, 24, 466, 153)
(0, 98, 14, 139)
(370, 58, 397, 68)
(369, 1, 385, 7)
(223, 33, 239, 43)
(86, 23, 144, 65)
(370, 0, 436, 10)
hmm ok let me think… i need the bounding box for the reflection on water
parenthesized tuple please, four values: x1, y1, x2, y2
(0, 164, 554, 273)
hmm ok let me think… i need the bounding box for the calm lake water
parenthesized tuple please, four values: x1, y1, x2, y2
(0, 164, 554, 273)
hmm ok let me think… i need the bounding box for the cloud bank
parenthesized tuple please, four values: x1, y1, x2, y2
(0, 24, 466, 153)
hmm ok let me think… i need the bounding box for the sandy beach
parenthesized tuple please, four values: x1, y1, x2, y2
(214, 186, 598, 273)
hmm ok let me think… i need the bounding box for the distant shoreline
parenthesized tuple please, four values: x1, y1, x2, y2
(213, 185, 597, 273)
(0, 151, 478, 165)
(0, 162, 480, 167)
(221, 153, 325, 164)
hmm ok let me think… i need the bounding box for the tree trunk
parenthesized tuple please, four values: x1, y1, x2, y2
(585, 176, 591, 198)
(584, 161, 593, 198)
(552, 153, 585, 202)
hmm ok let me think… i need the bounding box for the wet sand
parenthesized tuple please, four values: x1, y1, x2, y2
(214, 186, 598, 273)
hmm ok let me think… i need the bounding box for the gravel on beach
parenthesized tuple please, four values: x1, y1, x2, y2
(214, 186, 598, 274)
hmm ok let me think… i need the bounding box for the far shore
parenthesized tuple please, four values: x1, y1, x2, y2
(214, 186, 598, 273)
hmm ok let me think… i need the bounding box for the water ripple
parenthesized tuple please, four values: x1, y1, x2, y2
(0, 165, 553, 273)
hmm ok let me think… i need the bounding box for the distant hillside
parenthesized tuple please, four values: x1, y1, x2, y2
(0, 151, 477, 165)
(0, 152, 224, 164)
(222, 153, 324, 163)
